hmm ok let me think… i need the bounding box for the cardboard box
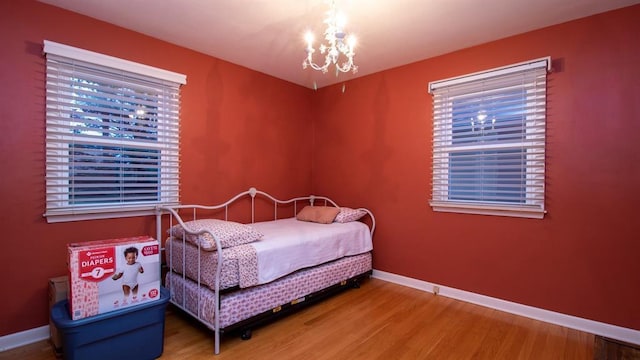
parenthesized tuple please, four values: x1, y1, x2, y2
(67, 236, 161, 320)
(49, 276, 68, 354)
(51, 287, 169, 360)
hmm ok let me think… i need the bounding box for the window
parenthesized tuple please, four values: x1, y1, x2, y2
(428, 57, 549, 219)
(43, 41, 186, 223)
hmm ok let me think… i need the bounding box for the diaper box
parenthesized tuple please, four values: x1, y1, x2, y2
(67, 236, 161, 320)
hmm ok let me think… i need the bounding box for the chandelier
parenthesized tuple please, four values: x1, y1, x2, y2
(302, 0, 358, 75)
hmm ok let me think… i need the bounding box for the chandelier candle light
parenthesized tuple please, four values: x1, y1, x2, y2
(303, 0, 358, 76)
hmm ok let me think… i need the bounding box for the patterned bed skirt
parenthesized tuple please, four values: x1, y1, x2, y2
(166, 252, 372, 330)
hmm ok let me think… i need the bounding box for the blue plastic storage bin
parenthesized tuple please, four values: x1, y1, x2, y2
(51, 287, 170, 360)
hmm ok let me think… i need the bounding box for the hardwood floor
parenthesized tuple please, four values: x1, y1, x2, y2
(0, 278, 598, 359)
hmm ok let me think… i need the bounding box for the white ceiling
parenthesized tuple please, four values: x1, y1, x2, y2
(39, 0, 639, 89)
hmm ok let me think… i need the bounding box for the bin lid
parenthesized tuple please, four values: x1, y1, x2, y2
(51, 287, 169, 328)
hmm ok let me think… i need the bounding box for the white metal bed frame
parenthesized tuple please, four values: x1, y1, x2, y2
(155, 187, 375, 354)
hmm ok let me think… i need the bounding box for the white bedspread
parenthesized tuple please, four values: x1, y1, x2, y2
(250, 217, 373, 285)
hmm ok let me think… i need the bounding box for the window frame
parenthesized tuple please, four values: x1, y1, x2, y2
(428, 57, 550, 219)
(43, 41, 186, 223)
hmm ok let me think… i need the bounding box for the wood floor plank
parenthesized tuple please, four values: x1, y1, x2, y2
(0, 278, 597, 359)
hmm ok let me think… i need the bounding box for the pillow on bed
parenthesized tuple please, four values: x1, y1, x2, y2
(334, 207, 368, 223)
(296, 206, 340, 224)
(167, 219, 263, 251)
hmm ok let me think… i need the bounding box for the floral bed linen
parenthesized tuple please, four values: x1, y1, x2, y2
(166, 252, 372, 329)
(166, 217, 372, 290)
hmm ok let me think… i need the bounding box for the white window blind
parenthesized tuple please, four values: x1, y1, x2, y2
(428, 57, 549, 219)
(43, 41, 186, 222)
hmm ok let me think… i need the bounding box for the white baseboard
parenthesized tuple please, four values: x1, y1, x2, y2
(0, 325, 49, 352)
(2, 271, 638, 351)
(372, 269, 640, 346)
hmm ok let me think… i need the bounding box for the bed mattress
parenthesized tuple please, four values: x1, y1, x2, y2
(166, 252, 371, 329)
(166, 237, 241, 291)
(166, 217, 373, 290)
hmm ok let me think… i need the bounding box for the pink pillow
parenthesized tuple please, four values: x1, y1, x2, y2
(168, 219, 263, 251)
(296, 206, 340, 224)
(334, 207, 367, 223)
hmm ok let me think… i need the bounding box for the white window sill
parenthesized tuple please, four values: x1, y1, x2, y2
(430, 201, 545, 219)
(44, 203, 178, 223)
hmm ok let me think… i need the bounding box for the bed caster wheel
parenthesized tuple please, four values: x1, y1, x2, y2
(241, 329, 252, 340)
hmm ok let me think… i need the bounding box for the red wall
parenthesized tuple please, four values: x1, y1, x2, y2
(311, 5, 640, 330)
(0, 1, 313, 336)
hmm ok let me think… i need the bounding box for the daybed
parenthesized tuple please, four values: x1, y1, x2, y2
(155, 187, 375, 355)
